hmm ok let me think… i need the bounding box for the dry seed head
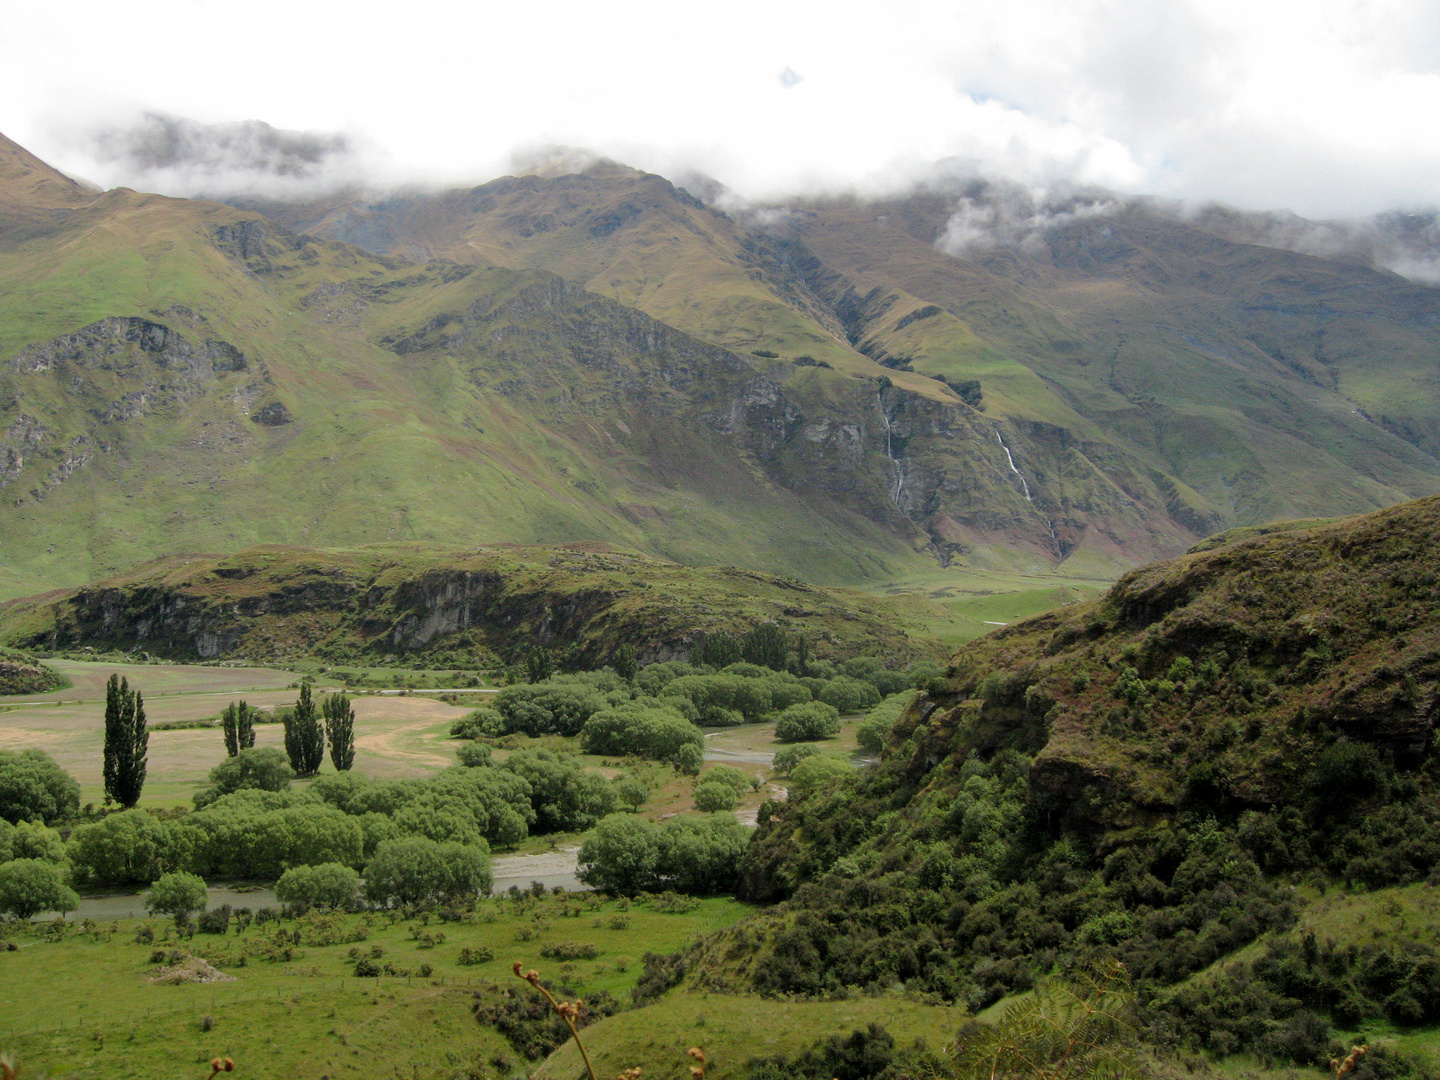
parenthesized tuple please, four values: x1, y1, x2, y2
(688, 1048, 706, 1063)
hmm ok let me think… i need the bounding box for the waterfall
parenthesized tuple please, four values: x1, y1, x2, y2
(994, 428, 1032, 501)
(878, 391, 905, 506)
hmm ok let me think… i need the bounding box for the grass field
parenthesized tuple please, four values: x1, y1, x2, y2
(0, 893, 759, 1080)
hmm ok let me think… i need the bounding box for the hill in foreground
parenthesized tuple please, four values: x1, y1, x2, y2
(671, 494, 1440, 1065)
(0, 542, 939, 668)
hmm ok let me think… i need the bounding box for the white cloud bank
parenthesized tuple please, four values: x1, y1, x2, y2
(4, 0, 1440, 218)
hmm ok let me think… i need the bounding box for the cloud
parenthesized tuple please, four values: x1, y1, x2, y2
(3, 0, 1440, 219)
(46, 112, 374, 200)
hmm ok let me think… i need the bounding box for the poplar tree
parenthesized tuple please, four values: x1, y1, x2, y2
(323, 693, 356, 772)
(103, 674, 148, 808)
(283, 683, 325, 777)
(221, 700, 256, 757)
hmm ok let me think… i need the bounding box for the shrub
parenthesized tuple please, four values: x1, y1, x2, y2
(773, 744, 821, 774)
(540, 941, 599, 960)
(817, 677, 881, 713)
(0, 858, 79, 918)
(775, 702, 841, 742)
(193, 747, 294, 809)
(703, 765, 753, 793)
(68, 808, 174, 885)
(146, 871, 209, 921)
(456, 742, 494, 767)
(786, 756, 853, 799)
(693, 782, 738, 813)
(457, 945, 494, 965)
(451, 708, 505, 740)
(579, 703, 704, 767)
(364, 838, 491, 907)
(0, 749, 80, 825)
(275, 863, 361, 909)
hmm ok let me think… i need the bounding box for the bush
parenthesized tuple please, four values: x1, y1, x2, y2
(456, 742, 494, 767)
(772, 744, 821, 774)
(817, 677, 881, 713)
(457, 945, 494, 965)
(67, 808, 174, 885)
(0, 749, 80, 825)
(192, 747, 294, 809)
(0, 858, 79, 918)
(275, 863, 361, 909)
(450, 707, 505, 740)
(540, 941, 599, 960)
(693, 782, 738, 813)
(578, 812, 750, 895)
(146, 871, 209, 920)
(364, 838, 491, 907)
(703, 765, 754, 793)
(196, 904, 232, 935)
(502, 748, 615, 833)
(786, 756, 853, 799)
(775, 702, 841, 742)
(580, 703, 704, 767)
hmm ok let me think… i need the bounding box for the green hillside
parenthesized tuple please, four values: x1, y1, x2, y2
(0, 541, 940, 667)
(711, 493, 1440, 1066)
(250, 166, 1440, 584)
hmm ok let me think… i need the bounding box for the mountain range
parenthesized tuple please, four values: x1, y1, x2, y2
(2, 131, 1439, 602)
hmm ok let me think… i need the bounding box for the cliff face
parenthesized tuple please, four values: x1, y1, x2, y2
(0, 544, 935, 667)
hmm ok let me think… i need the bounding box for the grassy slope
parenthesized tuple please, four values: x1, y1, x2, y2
(0, 167, 945, 597)
(0, 894, 753, 1080)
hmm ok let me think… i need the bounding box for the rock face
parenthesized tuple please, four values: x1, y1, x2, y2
(886, 493, 1440, 831)
(0, 544, 930, 667)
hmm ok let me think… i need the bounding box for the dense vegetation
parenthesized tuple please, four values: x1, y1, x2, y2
(719, 497, 1440, 1063)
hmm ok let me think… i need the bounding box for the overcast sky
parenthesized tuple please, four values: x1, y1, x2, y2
(5, 0, 1440, 218)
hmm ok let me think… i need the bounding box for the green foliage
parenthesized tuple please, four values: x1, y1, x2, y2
(493, 683, 608, 737)
(674, 743, 703, 776)
(451, 707, 505, 739)
(0, 818, 65, 864)
(525, 647, 555, 684)
(692, 631, 743, 669)
(0, 749, 79, 824)
(615, 774, 650, 812)
(283, 683, 324, 777)
(221, 700, 256, 757)
(817, 676, 882, 713)
(363, 837, 491, 907)
(502, 748, 616, 833)
(775, 701, 842, 742)
(182, 800, 364, 880)
(746, 1023, 899, 1080)
(577, 812, 751, 895)
(693, 781, 739, 813)
(456, 741, 494, 767)
(785, 755, 854, 800)
(772, 744, 822, 774)
(473, 982, 620, 1061)
(703, 765, 754, 793)
(0, 655, 66, 695)
(103, 673, 148, 808)
(611, 644, 638, 682)
(68, 808, 172, 885)
(193, 746, 295, 809)
(0, 858, 78, 919)
(579, 702, 704, 767)
(323, 692, 356, 771)
(949, 961, 1142, 1080)
(145, 871, 208, 920)
(743, 622, 790, 670)
(274, 862, 361, 910)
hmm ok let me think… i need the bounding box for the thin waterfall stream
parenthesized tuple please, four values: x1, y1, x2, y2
(879, 391, 906, 505)
(994, 427, 1032, 501)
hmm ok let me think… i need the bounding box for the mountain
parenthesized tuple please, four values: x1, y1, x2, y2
(241, 166, 1440, 563)
(4, 133, 1440, 603)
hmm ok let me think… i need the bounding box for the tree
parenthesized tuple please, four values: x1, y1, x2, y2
(792, 633, 812, 678)
(610, 643, 638, 681)
(525, 647, 554, 684)
(68, 808, 173, 885)
(323, 693, 356, 771)
(221, 700, 255, 757)
(0, 749, 80, 824)
(283, 683, 325, 777)
(743, 623, 789, 671)
(193, 746, 295, 808)
(103, 674, 148, 808)
(692, 781, 738, 813)
(363, 837, 491, 907)
(775, 701, 842, 742)
(275, 862, 360, 910)
(787, 755, 853, 800)
(145, 871, 209, 922)
(0, 858, 79, 919)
